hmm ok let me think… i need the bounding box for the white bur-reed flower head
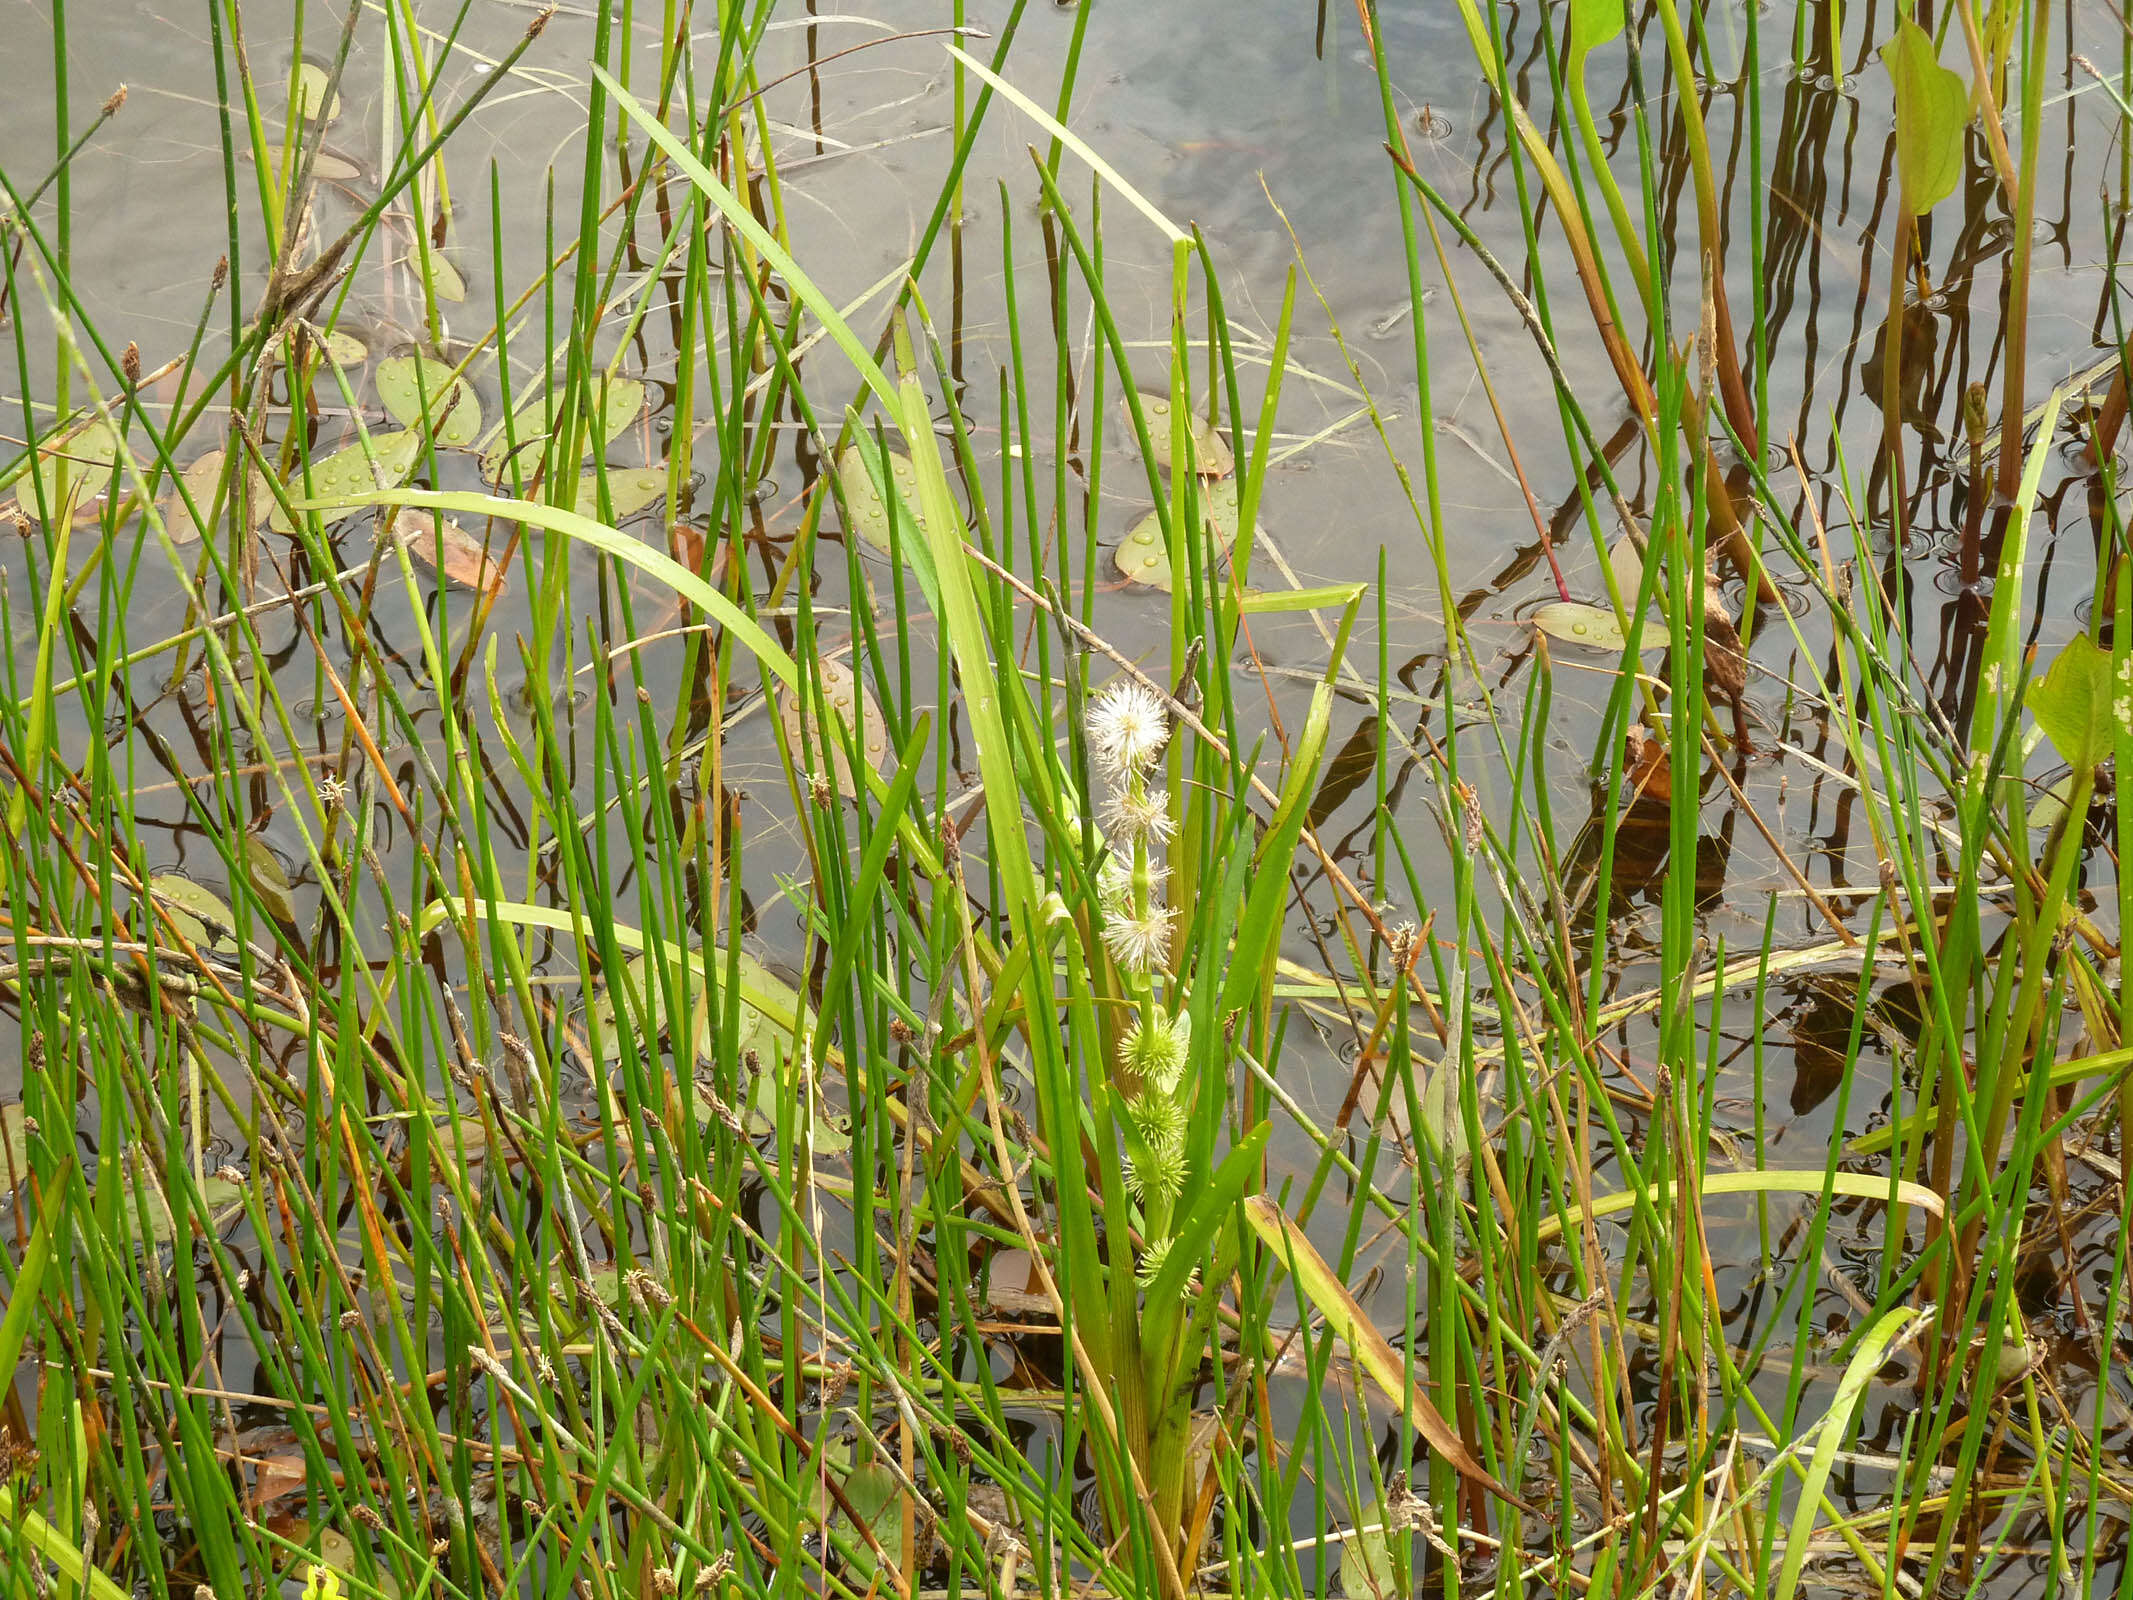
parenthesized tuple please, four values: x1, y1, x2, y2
(1087, 681, 1170, 776)
(1103, 784, 1176, 846)
(1097, 855, 1167, 914)
(1102, 897, 1176, 974)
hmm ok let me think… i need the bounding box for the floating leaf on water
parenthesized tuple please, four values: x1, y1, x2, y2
(293, 61, 342, 124)
(1608, 534, 1648, 600)
(1340, 1524, 1398, 1599)
(589, 945, 802, 1068)
(394, 510, 506, 598)
(243, 837, 298, 926)
(833, 438, 920, 554)
(9, 418, 121, 528)
(778, 657, 889, 800)
(123, 1159, 246, 1246)
(1130, 391, 1234, 478)
(482, 377, 646, 481)
(1113, 481, 1245, 590)
(245, 142, 362, 183)
(165, 451, 275, 547)
(1, 1103, 31, 1189)
(1530, 600, 1631, 652)
(296, 1527, 400, 1600)
(147, 873, 239, 952)
(165, 451, 225, 547)
(831, 1463, 905, 1577)
(983, 1249, 1053, 1317)
(314, 328, 368, 367)
(571, 467, 670, 522)
(748, 1067, 852, 1154)
(271, 430, 422, 532)
(375, 354, 481, 447)
(420, 254, 468, 303)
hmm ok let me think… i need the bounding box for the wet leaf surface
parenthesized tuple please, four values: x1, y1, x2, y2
(293, 61, 342, 123)
(271, 430, 422, 532)
(481, 376, 646, 482)
(778, 656, 889, 799)
(147, 874, 238, 952)
(835, 438, 920, 554)
(375, 354, 481, 447)
(242, 838, 297, 926)
(1531, 600, 1634, 652)
(1131, 391, 1233, 477)
(568, 467, 669, 522)
(1114, 480, 1243, 590)
(163, 450, 272, 546)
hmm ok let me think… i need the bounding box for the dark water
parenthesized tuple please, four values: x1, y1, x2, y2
(4, 0, 2130, 1589)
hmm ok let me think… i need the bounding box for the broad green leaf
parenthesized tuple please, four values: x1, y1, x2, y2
(0, 1484, 128, 1600)
(124, 1162, 247, 1246)
(165, 450, 272, 546)
(271, 431, 421, 532)
(147, 873, 239, 952)
(319, 329, 368, 366)
(1243, 1195, 1531, 1510)
(1130, 392, 1233, 477)
(2029, 633, 2116, 776)
(1114, 481, 1243, 591)
(293, 61, 341, 123)
(298, 1527, 400, 1600)
(243, 837, 297, 925)
(834, 438, 920, 555)
(1882, 16, 1969, 215)
(375, 355, 481, 447)
(1341, 1523, 1398, 1599)
(832, 1463, 905, 1577)
(0, 1159, 62, 1375)
(245, 140, 361, 181)
(748, 1066, 853, 1154)
(480, 376, 646, 481)
(590, 944, 802, 1068)
(1568, 0, 1625, 66)
(568, 467, 669, 522)
(9, 417, 119, 527)
(423, 254, 467, 303)
(1531, 600, 1640, 651)
(779, 656, 889, 799)
(1219, 682, 1334, 1020)
(1237, 582, 1367, 615)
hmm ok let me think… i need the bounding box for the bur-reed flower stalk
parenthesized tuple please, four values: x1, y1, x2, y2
(1086, 681, 1194, 1279)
